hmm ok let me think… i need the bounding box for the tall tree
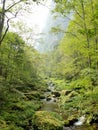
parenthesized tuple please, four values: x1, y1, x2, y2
(0, 0, 42, 45)
(54, 0, 98, 68)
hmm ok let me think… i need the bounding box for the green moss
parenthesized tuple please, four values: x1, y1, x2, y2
(64, 120, 70, 126)
(33, 111, 64, 130)
(1, 124, 24, 130)
(0, 119, 7, 129)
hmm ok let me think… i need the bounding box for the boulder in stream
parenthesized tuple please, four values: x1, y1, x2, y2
(52, 91, 61, 97)
(46, 96, 52, 101)
(64, 115, 78, 127)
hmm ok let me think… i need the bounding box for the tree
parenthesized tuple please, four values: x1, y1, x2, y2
(54, 0, 98, 68)
(0, 0, 43, 45)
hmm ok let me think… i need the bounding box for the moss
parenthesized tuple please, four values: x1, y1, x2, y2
(68, 91, 78, 98)
(0, 99, 42, 129)
(1, 124, 24, 130)
(24, 91, 42, 100)
(0, 119, 7, 129)
(33, 111, 64, 130)
(64, 120, 70, 126)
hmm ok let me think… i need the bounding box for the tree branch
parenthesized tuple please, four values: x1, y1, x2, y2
(64, 31, 80, 40)
(37, 1, 50, 9)
(5, 0, 22, 12)
(66, 15, 83, 28)
(51, 27, 80, 40)
(73, 5, 83, 19)
(0, 11, 19, 43)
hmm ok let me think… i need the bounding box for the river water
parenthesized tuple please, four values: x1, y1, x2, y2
(40, 82, 59, 112)
(40, 82, 98, 130)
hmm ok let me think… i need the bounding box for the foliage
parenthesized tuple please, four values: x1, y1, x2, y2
(0, 32, 44, 86)
(0, 90, 42, 129)
(0, 0, 98, 129)
(0, 32, 46, 129)
(42, 0, 98, 126)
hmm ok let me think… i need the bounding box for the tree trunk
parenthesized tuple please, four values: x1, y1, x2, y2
(90, 0, 98, 50)
(81, 0, 91, 68)
(0, 0, 6, 46)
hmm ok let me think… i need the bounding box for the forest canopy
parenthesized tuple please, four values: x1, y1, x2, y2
(0, 0, 98, 130)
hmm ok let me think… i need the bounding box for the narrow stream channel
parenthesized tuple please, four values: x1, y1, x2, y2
(40, 82, 59, 112)
(40, 82, 98, 130)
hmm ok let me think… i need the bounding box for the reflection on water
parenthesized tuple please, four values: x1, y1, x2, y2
(63, 124, 98, 130)
(40, 81, 58, 112)
(40, 101, 58, 112)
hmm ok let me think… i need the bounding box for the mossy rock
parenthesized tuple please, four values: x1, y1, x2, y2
(64, 120, 70, 126)
(67, 115, 78, 126)
(33, 111, 64, 130)
(52, 91, 61, 97)
(86, 113, 98, 124)
(40, 94, 45, 99)
(46, 96, 52, 101)
(68, 91, 78, 98)
(0, 120, 23, 130)
(1, 124, 24, 130)
(61, 90, 72, 97)
(25, 91, 41, 99)
(0, 119, 7, 128)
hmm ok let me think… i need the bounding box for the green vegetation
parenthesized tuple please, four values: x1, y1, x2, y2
(42, 0, 98, 127)
(33, 111, 63, 130)
(0, 0, 98, 129)
(0, 32, 47, 129)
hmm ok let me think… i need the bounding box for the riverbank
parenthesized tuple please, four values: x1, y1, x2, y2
(34, 79, 98, 130)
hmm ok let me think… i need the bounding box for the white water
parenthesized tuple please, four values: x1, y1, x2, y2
(74, 115, 85, 126)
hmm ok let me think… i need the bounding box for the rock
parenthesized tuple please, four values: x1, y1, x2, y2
(0, 119, 7, 128)
(54, 99, 57, 102)
(64, 120, 70, 127)
(46, 97, 52, 101)
(46, 95, 56, 102)
(52, 94, 56, 98)
(40, 95, 45, 99)
(52, 91, 61, 97)
(46, 94, 53, 101)
(87, 113, 98, 124)
(33, 111, 64, 130)
(46, 88, 51, 92)
(61, 90, 72, 96)
(66, 116, 78, 126)
(69, 118, 78, 126)
(68, 91, 78, 98)
(25, 91, 41, 99)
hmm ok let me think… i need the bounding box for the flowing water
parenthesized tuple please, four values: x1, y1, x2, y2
(40, 82, 98, 130)
(40, 82, 59, 112)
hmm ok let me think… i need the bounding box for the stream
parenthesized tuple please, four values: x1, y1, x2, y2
(40, 82, 59, 112)
(40, 81, 98, 130)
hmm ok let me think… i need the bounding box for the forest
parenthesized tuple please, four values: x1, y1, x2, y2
(0, 0, 98, 130)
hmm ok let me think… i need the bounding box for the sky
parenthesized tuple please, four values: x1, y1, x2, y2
(19, 1, 52, 31)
